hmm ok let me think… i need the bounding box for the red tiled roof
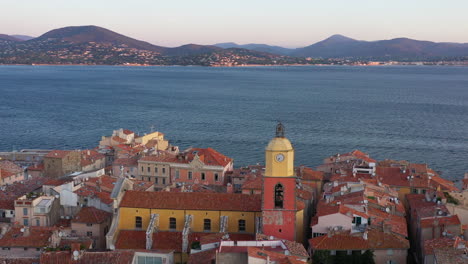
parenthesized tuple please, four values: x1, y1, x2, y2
(112, 136, 127, 144)
(191, 148, 232, 167)
(330, 172, 373, 184)
(43, 178, 71, 186)
(72, 207, 112, 224)
(310, 229, 409, 250)
(140, 147, 232, 167)
(430, 176, 459, 192)
(120, 191, 262, 212)
(27, 163, 44, 171)
(296, 189, 312, 201)
(140, 154, 179, 163)
(74, 185, 113, 205)
(248, 247, 306, 264)
(122, 129, 134, 135)
(0, 199, 14, 210)
(424, 237, 455, 255)
(0, 169, 15, 179)
(0, 227, 55, 248)
(367, 207, 408, 237)
(40, 250, 135, 264)
(242, 176, 262, 190)
(113, 157, 138, 166)
(188, 248, 217, 264)
(86, 175, 116, 192)
(341, 150, 376, 163)
(282, 239, 309, 258)
(0, 178, 46, 200)
(81, 150, 105, 167)
(420, 215, 461, 228)
(0, 258, 40, 264)
(0, 160, 23, 174)
(131, 180, 154, 191)
(116, 230, 222, 252)
(298, 167, 324, 181)
(45, 150, 71, 159)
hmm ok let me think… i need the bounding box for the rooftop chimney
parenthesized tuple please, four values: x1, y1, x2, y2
(226, 183, 233, 193)
(22, 226, 30, 237)
(71, 243, 81, 253)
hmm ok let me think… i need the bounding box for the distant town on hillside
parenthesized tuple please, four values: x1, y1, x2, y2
(1, 26, 468, 66)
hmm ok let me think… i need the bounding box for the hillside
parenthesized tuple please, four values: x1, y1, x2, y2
(214, 42, 293, 55)
(0, 34, 22, 42)
(0, 26, 312, 66)
(31, 25, 167, 53)
(292, 35, 468, 59)
(11, 35, 35, 41)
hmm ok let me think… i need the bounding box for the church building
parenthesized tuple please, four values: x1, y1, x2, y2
(107, 123, 308, 258)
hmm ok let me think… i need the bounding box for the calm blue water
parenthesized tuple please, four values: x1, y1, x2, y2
(0, 65, 467, 182)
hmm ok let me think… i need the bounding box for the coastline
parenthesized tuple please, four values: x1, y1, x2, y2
(1, 63, 467, 67)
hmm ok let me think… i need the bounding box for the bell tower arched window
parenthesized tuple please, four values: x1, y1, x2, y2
(274, 184, 284, 208)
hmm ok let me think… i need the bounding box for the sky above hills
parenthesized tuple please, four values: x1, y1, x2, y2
(2, 0, 468, 47)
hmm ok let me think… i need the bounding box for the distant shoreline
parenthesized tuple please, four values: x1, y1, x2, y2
(0, 63, 467, 67)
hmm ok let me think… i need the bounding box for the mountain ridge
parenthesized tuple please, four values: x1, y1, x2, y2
(2, 26, 468, 62)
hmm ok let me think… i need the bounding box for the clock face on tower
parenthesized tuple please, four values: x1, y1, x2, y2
(275, 153, 285, 162)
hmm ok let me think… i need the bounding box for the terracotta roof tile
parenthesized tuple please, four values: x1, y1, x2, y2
(140, 148, 232, 168)
(85, 175, 116, 192)
(242, 176, 262, 190)
(0, 178, 46, 200)
(298, 167, 324, 181)
(113, 157, 138, 166)
(420, 215, 460, 228)
(282, 239, 309, 258)
(72, 207, 112, 224)
(122, 129, 134, 135)
(120, 191, 262, 212)
(112, 136, 127, 144)
(296, 189, 312, 201)
(116, 230, 223, 252)
(43, 178, 71, 186)
(424, 237, 456, 255)
(74, 185, 113, 205)
(0, 199, 14, 210)
(433, 247, 468, 264)
(40, 250, 135, 264)
(0, 169, 15, 179)
(248, 247, 306, 263)
(0, 160, 23, 174)
(310, 229, 409, 250)
(0, 227, 55, 248)
(0, 258, 40, 264)
(341, 150, 376, 163)
(188, 248, 217, 264)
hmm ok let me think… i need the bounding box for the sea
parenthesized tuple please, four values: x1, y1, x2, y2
(0, 65, 467, 182)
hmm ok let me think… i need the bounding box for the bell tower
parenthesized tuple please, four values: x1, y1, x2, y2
(262, 123, 297, 241)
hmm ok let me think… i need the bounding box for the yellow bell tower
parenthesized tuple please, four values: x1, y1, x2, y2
(262, 122, 298, 242)
(264, 123, 295, 177)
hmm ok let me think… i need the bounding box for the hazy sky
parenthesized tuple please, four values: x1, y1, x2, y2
(2, 0, 468, 47)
